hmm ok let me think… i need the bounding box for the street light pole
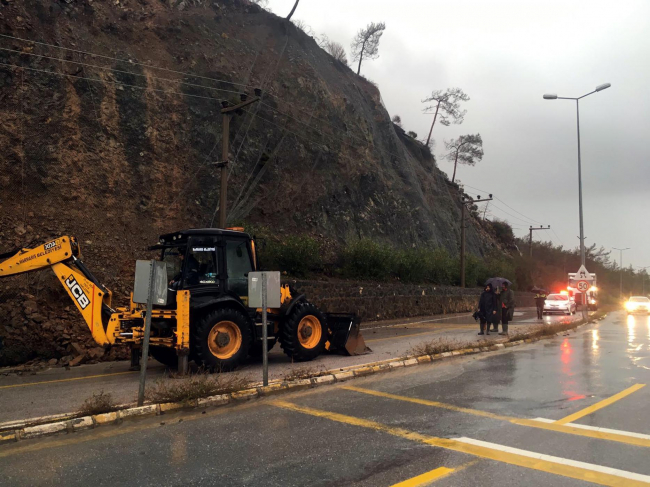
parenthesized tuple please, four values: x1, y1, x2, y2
(637, 266, 649, 295)
(543, 83, 611, 266)
(613, 247, 630, 298)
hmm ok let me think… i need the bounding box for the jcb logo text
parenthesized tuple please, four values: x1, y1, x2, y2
(65, 276, 90, 310)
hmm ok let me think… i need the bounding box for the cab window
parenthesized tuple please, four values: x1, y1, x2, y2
(184, 244, 218, 287)
(225, 240, 252, 279)
(225, 239, 252, 296)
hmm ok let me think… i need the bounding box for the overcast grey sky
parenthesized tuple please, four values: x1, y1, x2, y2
(268, 0, 650, 270)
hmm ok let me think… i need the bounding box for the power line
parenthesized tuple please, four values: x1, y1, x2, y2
(495, 197, 544, 225)
(2, 33, 466, 226)
(0, 32, 358, 143)
(0, 32, 253, 89)
(0, 60, 224, 102)
(463, 183, 546, 225)
(489, 203, 535, 226)
(0, 46, 243, 97)
(0, 32, 431, 185)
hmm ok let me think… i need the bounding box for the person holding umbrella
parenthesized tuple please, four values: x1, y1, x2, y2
(477, 283, 498, 335)
(532, 287, 548, 320)
(499, 282, 515, 335)
(485, 278, 514, 335)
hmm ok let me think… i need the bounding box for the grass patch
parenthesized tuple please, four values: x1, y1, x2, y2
(146, 372, 251, 405)
(79, 391, 118, 416)
(408, 338, 461, 356)
(282, 365, 327, 382)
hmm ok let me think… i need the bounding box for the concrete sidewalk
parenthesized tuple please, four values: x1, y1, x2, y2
(0, 307, 580, 423)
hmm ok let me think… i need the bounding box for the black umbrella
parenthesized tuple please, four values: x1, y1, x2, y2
(485, 277, 512, 288)
(531, 286, 549, 294)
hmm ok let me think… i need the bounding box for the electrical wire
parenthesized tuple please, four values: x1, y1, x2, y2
(0, 45, 243, 96)
(489, 203, 535, 226)
(0, 61, 224, 102)
(2, 32, 479, 229)
(0, 32, 252, 88)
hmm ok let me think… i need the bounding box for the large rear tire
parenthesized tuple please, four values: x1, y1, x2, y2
(279, 301, 327, 362)
(149, 346, 178, 369)
(193, 308, 252, 372)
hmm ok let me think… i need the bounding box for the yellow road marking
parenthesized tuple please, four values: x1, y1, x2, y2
(343, 386, 512, 421)
(390, 460, 478, 487)
(271, 400, 650, 486)
(390, 466, 454, 486)
(0, 371, 138, 390)
(556, 384, 646, 425)
(343, 386, 650, 448)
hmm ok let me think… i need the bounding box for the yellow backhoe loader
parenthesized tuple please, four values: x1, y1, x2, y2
(0, 229, 367, 372)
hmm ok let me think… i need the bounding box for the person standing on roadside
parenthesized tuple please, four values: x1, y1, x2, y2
(534, 290, 547, 320)
(499, 282, 515, 335)
(477, 283, 498, 335)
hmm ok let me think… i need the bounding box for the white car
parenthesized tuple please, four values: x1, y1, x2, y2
(543, 293, 576, 315)
(625, 296, 650, 315)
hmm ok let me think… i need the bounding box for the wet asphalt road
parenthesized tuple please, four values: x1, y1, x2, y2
(0, 308, 578, 423)
(1, 310, 649, 486)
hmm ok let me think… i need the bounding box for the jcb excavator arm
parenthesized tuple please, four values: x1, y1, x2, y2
(0, 236, 114, 345)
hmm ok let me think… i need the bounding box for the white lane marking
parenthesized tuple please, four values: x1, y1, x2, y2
(532, 418, 650, 440)
(454, 436, 650, 482)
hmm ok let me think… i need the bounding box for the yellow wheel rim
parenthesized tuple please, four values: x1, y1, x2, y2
(297, 315, 322, 349)
(207, 321, 242, 359)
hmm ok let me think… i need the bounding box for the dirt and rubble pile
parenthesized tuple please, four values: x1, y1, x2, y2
(0, 0, 504, 366)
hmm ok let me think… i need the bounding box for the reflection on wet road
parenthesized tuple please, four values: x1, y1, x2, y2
(0, 310, 648, 487)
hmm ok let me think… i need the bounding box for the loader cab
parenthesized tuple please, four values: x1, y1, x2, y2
(155, 228, 257, 302)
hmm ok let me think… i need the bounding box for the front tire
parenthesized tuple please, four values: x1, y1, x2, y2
(193, 308, 252, 372)
(279, 301, 328, 362)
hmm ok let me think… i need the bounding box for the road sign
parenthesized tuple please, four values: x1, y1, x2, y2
(577, 280, 591, 292)
(575, 265, 594, 282)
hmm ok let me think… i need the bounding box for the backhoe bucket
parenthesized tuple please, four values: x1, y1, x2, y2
(326, 313, 371, 356)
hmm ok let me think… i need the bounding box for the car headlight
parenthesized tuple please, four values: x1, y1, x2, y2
(626, 302, 636, 311)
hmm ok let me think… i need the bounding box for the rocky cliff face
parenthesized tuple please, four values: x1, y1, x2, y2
(0, 0, 499, 366)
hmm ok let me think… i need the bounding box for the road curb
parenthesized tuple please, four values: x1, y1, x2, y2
(0, 312, 606, 445)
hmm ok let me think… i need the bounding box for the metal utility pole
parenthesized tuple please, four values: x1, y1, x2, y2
(638, 266, 649, 295)
(218, 89, 262, 228)
(528, 225, 551, 257)
(613, 247, 630, 298)
(460, 194, 493, 288)
(543, 83, 611, 266)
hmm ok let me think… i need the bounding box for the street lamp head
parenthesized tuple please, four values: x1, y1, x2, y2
(595, 83, 611, 92)
(543, 94, 558, 100)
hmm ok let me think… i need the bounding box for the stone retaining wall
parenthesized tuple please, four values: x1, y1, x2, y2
(288, 280, 535, 323)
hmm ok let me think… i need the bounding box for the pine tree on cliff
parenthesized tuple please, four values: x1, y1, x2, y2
(351, 22, 386, 75)
(444, 134, 484, 183)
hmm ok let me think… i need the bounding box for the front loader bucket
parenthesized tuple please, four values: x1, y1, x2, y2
(326, 313, 371, 356)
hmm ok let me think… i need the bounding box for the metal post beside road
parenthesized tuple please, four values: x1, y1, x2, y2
(137, 260, 156, 407)
(248, 271, 280, 387)
(613, 247, 630, 298)
(261, 273, 268, 387)
(460, 201, 466, 288)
